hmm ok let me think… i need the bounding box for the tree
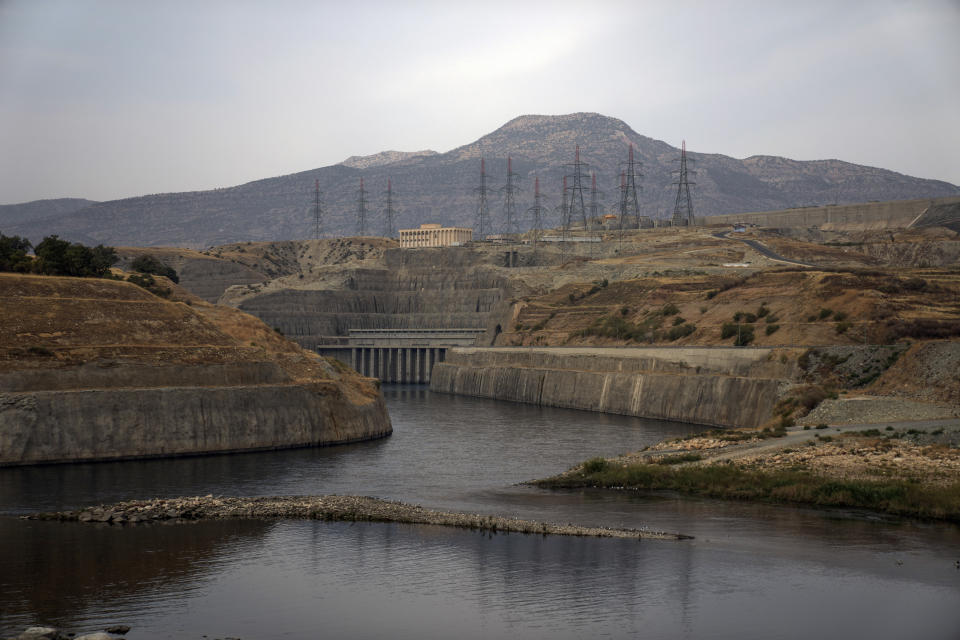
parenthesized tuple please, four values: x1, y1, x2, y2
(0, 232, 33, 272)
(131, 254, 179, 283)
(34, 235, 117, 277)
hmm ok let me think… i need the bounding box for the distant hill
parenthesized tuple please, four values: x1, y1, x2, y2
(0, 198, 98, 231)
(6, 113, 958, 248)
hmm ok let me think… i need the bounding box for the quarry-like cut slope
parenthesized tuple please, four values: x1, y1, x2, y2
(231, 246, 519, 350)
(0, 273, 392, 466)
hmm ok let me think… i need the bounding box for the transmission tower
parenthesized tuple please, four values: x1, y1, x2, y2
(588, 172, 604, 223)
(473, 157, 494, 239)
(556, 175, 570, 238)
(620, 143, 642, 229)
(526, 175, 549, 249)
(617, 171, 627, 252)
(355, 177, 369, 236)
(500, 157, 521, 235)
(382, 178, 397, 238)
(311, 179, 323, 239)
(671, 140, 696, 226)
(564, 145, 589, 231)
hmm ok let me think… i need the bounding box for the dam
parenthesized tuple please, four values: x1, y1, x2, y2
(316, 328, 486, 383)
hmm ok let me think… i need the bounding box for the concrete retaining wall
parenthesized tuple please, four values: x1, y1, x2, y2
(0, 384, 391, 466)
(706, 196, 960, 231)
(429, 347, 788, 428)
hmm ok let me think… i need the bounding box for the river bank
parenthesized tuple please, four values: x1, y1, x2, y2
(534, 420, 960, 521)
(22, 494, 689, 540)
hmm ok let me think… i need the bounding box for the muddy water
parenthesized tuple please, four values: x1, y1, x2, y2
(2, 386, 958, 638)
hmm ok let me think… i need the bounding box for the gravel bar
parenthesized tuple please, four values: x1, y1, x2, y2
(22, 495, 690, 540)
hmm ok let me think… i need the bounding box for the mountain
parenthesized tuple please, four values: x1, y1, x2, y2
(5, 113, 958, 248)
(0, 198, 98, 230)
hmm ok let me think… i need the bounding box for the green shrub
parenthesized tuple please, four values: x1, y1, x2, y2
(668, 323, 696, 341)
(757, 305, 770, 318)
(766, 315, 779, 324)
(132, 254, 179, 283)
(833, 310, 848, 322)
(734, 324, 755, 346)
(807, 315, 817, 322)
(721, 322, 738, 339)
(662, 303, 680, 316)
(818, 308, 833, 320)
(836, 321, 851, 334)
(765, 324, 780, 335)
(582, 457, 608, 473)
(672, 316, 685, 326)
(706, 289, 718, 299)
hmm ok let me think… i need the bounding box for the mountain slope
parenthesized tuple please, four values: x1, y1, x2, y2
(6, 113, 958, 248)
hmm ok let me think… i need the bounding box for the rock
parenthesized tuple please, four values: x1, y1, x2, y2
(103, 626, 130, 635)
(17, 627, 60, 639)
(74, 634, 113, 640)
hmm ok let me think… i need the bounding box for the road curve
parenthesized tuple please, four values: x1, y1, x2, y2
(713, 230, 819, 268)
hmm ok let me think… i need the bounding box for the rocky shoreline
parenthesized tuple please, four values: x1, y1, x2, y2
(22, 494, 690, 540)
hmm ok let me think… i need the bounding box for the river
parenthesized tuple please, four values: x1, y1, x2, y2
(1, 385, 959, 638)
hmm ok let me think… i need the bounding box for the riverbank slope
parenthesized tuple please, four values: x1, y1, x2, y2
(0, 273, 392, 465)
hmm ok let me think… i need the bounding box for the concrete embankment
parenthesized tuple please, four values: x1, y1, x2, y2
(706, 196, 960, 231)
(0, 384, 391, 466)
(430, 347, 791, 428)
(0, 273, 393, 466)
(24, 495, 689, 540)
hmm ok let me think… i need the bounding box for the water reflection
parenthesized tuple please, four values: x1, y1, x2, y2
(1, 386, 959, 638)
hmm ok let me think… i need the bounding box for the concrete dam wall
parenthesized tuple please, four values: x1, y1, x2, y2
(705, 196, 960, 231)
(0, 383, 391, 466)
(429, 347, 790, 428)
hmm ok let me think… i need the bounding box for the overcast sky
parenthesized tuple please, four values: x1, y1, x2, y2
(1, 0, 958, 204)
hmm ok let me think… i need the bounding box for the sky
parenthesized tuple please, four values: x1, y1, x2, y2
(1, 0, 958, 204)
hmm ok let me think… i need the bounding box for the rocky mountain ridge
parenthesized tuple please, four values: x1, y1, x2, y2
(5, 113, 958, 248)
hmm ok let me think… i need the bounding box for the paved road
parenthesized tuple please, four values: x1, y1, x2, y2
(713, 230, 819, 268)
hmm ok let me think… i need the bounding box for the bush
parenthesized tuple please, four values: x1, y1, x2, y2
(582, 457, 608, 473)
(672, 316, 685, 326)
(706, 289, 718, 300)
(733, 311, 757, 323)
(131, 254, 179, 283)
(757, 305, 770, 318)
(734, 324, 755, 346)
(766, 315, 779, 324)
(662, 303, 680, 316)
(668, 323, 696, 341)
(818, 308, 833, 320)
(836, 321, 851, 334)
(765, 324, 780, 335)
(833, 311, 848, 322)
(721, 322, 738, 339)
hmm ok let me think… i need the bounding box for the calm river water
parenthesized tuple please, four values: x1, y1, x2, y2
(2, 386, 959, 639)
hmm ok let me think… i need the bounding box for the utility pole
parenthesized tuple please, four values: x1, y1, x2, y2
(671, 140, 696, 226)
(312, 179, 323, 240)
(500, 157, 521, 236)
(382, 178, 397, 238)
(355, 177, 369, 236)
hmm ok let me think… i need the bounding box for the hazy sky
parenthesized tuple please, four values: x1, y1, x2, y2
(1, 0, 958, 204)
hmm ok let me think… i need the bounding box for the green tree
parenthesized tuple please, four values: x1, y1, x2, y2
(0, 233, 33, 272)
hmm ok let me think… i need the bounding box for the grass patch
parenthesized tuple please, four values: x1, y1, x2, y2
(535, 462, 960, 521)
(654, 453, 703, 465)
